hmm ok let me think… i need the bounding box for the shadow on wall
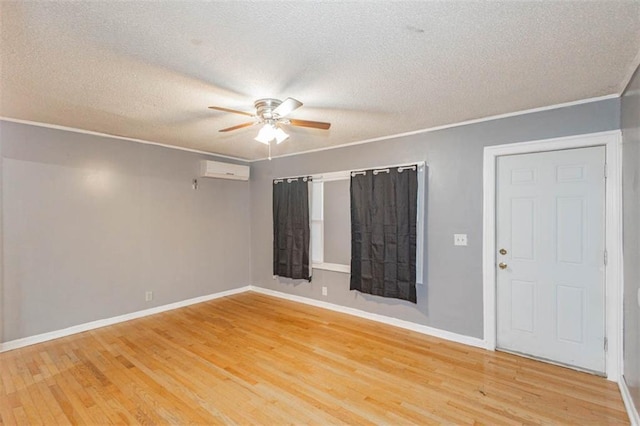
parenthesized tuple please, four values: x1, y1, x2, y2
(273, 273, 431, 318)
(359, 290, 429, 311)
(273, 277, 310, 288)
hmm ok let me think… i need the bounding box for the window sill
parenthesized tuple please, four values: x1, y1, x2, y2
(311, 263, 424, 285)
(312, 263, 350, 274)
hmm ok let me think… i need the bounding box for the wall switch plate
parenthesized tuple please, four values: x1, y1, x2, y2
(454, 234, 468, 246)
(145, 291, 153, 302)
(322, 286, 328, 296)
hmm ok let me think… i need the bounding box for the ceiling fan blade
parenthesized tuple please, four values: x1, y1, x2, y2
(208, 106, 254, 117)
(273, 97, 303, 117)
(288, 119, 331, 130)
(219, 122, 256, 132)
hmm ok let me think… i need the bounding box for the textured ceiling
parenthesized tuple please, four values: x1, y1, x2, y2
(1, 1, 639, 161)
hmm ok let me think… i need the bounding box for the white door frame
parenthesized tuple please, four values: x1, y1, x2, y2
(482, 130, 623, 381)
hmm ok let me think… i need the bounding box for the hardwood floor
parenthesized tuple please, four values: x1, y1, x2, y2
(0, 292, 629, 425)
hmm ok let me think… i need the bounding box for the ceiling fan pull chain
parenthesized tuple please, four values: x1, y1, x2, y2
(268, 140, 272, 161)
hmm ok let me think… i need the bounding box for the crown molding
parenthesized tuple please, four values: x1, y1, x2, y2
(0, 117, 250, 164)
(251, 94, 620, 162)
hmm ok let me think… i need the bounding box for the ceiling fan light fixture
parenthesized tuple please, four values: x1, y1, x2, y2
(274, 127, 290, 144)
(254, 123, 290, 145)
(254, 123, 276, 144)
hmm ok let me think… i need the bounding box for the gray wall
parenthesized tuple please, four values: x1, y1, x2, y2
(622, 64, 640, 413)
(0, 133, 3, 343)
(1, 121, 252, 342)
(250, 98, 620, 339)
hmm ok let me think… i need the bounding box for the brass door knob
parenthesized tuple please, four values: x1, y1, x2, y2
(498, 262, 508, 270)
(499, 248, 507, 255)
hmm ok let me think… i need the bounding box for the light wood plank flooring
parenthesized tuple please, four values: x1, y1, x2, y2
(0, 292, 629, 425)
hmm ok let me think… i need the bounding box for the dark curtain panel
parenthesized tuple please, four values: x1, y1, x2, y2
(273, 178, 311, 281)
(350, 167, 417, 303)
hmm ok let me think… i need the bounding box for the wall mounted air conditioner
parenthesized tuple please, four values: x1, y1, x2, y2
(200, 160, 250, 181)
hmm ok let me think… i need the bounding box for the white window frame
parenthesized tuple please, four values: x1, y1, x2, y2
(309, 162, 426, 285)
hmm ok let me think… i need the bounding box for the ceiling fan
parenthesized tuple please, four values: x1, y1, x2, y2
(208, 98, 331, 145)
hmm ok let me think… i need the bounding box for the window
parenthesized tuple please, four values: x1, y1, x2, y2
(310, 174, 350, 273)
(310, 180, 324, 264)
(309, 163, 425, 284)
(323, 180, 351, 265)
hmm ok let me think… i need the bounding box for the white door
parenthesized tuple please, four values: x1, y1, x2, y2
(496, 146, 606, 373)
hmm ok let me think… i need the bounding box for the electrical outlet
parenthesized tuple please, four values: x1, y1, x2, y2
(145, 291, 153, 302)
(454, 234, 468, 246)
(322, 286, 328, 296)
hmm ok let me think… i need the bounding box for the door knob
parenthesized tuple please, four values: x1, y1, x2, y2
(498, 262, 508, 270)
(499, 248, 507, 255)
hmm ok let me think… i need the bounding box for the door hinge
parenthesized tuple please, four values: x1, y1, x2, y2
(604, 163, 608, 179)
(604, 249, 608, 266)
(604, 337, 608, 352)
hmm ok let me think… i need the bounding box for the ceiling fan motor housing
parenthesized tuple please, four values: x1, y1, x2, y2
(254, 98, 282, 120)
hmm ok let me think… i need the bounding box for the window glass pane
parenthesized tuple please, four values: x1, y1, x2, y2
(311, 221, 323, 264)
(323, 180, 351, 265)
(311, 181, 323, 221)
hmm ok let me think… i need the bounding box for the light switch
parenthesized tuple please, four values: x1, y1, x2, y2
(454, 234, 468, 246)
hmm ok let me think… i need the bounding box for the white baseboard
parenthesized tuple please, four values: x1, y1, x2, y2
(249, 286, 487, 349)
(1, 284, 487, 354)
(620, 376, 640, 426)
(0, 286, 251, 352)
